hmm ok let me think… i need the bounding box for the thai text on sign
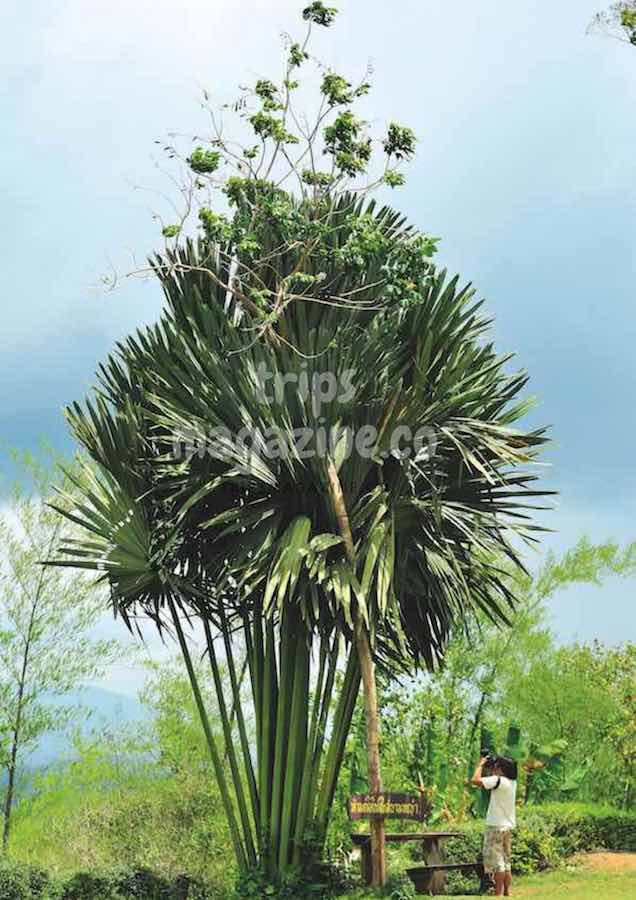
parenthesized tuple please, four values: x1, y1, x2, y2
(347, 792, 427, 821)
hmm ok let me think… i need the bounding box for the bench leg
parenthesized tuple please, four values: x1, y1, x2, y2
(423, 839, 446, 895)
(415, 873, 435, 895)
(360, 842, 372, 886)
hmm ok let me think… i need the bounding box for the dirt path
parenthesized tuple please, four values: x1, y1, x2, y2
(575, 851, 636, 871)
(509, 853, 636, 897)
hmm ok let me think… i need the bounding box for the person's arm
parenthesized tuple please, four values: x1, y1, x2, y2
(470, 756, 488, 788)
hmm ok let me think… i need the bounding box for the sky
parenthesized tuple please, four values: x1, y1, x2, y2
(1, 0, 635, 695)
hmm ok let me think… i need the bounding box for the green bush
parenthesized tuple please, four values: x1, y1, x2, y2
(0, 862, 56, 900)
(336, 877, 415, 900)
(0, 863, 225, 900)
(116, 868, 176, 900)
(0, 863, 31, 900)
(385, 873, 416, 900)
(233, 859, 355, 900)
(439, 803, 636, 877)
(535, 802, 636, 855)
(3, 805, 635, 899)
(24, 867, 52, 900)
(58, 867, 221, 900)
(61, 870, 124, 900)
(403, 803, 636, 895)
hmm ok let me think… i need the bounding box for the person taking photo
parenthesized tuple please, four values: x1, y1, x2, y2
(471, 754, 518, 896)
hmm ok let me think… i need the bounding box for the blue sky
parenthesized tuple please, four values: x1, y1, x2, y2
(1, 0, 635, 690)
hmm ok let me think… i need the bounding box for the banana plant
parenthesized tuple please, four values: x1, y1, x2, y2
(524, 738, 570, 803)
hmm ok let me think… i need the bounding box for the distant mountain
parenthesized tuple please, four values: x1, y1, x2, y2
(25, 686, 151, 768)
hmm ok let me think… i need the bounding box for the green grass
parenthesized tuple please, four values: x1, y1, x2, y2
(347, 865, 636, 899)
(452, 866, 636, 898)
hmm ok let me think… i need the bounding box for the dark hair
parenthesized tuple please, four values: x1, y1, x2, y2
(495, 756, 518, 780)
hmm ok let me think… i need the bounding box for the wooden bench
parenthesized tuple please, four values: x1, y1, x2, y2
(351, 831, 461, 890)
(406, 861, 485, 895)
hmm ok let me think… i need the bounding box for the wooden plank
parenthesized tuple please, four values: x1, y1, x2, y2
(408, 863, 482, 872)
(351, 834, 372, 846)
(351, 831, 460, 844)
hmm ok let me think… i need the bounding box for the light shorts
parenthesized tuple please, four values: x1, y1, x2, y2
(483, 827, 512, 874)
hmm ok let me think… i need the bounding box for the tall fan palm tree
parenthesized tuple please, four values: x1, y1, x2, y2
(47, 194, 550, 888)
(41, 5, 553, 891)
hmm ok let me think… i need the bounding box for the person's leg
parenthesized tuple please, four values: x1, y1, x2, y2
(504, 870, 512, 896)
(494, 871, 506, 896)
(503, 831, 513, 895)
(482, 827, 497, 885)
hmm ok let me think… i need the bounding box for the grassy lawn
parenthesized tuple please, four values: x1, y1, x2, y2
(451, 864, 636, 898)
(351, 857, 636, 899)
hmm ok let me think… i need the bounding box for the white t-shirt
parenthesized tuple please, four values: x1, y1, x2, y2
(482, 775, 517, 829)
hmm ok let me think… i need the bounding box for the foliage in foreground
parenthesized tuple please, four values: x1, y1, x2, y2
(2, 803, 636, 898)
(0, 862, 221, 900)
(7, 559, 635, 895)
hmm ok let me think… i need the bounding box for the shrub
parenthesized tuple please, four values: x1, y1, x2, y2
(61, 870, 124, 900)
(25, 866, 52, 899)
(534, 802, 636, 855)
(0, 862, 57, 900)
(510, 821, 559, 874)
(233, 860, 355, 900)
(57, 867, 226, 900)
(0, 862, 31, 900)
(385, 873, 416, 899)
(116, 868, 173, 900)
(403, 802, 636, 894)
(3, 804, 635, 899)
(439, 803, 636, 877)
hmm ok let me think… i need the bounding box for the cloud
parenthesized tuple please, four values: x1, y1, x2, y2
(3, 0, 636, 656)
(41, 0, 300, 66)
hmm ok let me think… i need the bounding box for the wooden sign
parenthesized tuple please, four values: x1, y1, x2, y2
(347, 792, 429, 822)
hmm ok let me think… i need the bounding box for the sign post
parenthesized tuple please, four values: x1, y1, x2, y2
(348, 791, 431, 885)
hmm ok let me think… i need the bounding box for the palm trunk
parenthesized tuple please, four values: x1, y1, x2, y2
(278, 626, 310, 871)
(326, 460, 387, 887)
(292, 634, 328, 866)
(168, 596, 248, 871)
(315, 650, 361, 836)
(202, 617, 258, 863)
(269, 606, 298, 874)
(170, 586, 361, 882)
(354, 625, 386, 885)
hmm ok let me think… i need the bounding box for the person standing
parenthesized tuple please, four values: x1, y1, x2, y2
(471, 755, 518, 897)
